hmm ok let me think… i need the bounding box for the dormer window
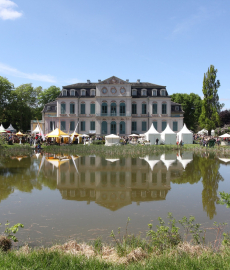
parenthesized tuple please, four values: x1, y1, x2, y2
(70, 89, 75, 96)
(47, 106, 50, 110)
(152, 89, 157, 96)
(142, 89, 147, 96)
(81, 89, 86, 96)
(62, 89, 67, 96)
(132, 89, 137, 96)
(160, 89, 166, 96)
(90, 89, 95, 96)
(175, 106, 179, 111)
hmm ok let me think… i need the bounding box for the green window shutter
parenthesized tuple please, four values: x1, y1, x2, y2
(81, 104, 85, 114)
(132, 121, 137, 131)
(70, 121, 75, 130)
(162, 121, 167, 131)
(153, 121, 157, 131)
(70, 103, 75, 114)
(152, 104, 157, 114)
(90, 121, 95, 130)
(173, 121, 178, 131)
(102, 103, 107, 114)
(142, 104, 146, 114)
(61, 103, 66, 114)
(101, 121, 107, 134)
(81, 121, 85, 131)
(132, 104, 137, 114)
(50, 121, 52, 131)
(142, 121, 147, 131)
(90, 104, 95, 114)
(162, 104, 167, 114)
(61, 121, 66, 130)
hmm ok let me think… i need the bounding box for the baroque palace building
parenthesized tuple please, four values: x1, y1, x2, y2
(33, 76, 184, 136)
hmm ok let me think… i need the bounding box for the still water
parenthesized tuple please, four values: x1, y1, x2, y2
(0, 152, 230, 247)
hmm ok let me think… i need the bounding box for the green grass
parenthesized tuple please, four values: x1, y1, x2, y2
(1, 248, 230, 270)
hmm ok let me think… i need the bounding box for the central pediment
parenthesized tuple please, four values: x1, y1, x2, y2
(100, 76, 129, 84)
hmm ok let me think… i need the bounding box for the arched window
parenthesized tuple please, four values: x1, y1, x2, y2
(132, 89, 137, 96)
(120, 121, 125, 134)
(70, 89, 75, 96)
(120, 103, 126, 116)
(161, 89, 166, 96)
(152, 89, 157, 96)
(90, 89, 95, 96)
(111, 102, 116, 116)
(101, 102, 107, 115)
(152, 103, 157, 114)
(162, 103, 167, 114)
(62, 89, 67, 96)
(81, 89, 86, 96)
(111, 121, 116, 134)
(61, 103, 66, 114)
(101, 121, 107, 134)
(142, 89, 147, 96)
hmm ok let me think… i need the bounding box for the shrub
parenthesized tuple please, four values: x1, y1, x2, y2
(0, 236, 12, 251)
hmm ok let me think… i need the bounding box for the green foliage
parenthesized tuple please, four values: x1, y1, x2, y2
(92, 237, 103, 254)
(147, 213, 181, 251)
(1, 221, 24, 242)
(91, 140, 105, 145)
(38, 86, 61, 107)
(199, 65, 223, 135)
(0, 76, 14, 123)
(218, 191, 230, 208)
(171, 93, 202, 132)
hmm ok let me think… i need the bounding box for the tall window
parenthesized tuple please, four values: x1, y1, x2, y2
(161, 89, 166, 96)
(70, 89, 75, 96)
(90, 121, 95, 130)
(132, 121, 137, 131)
(81, 89, 86, 96)
(120, 121, 125, 134)
(101, 121, 107, 134)
(120, 103, 125, 116)
(102, 103, 107, 115)
(50, 121, 55, 131)
(81, 121, 85, 131)
(152, 103, 157, 114)
(162, 103, 167, 114)
(132, 103, 137, 114)
(111, 103, 116, 116)
(142, 121, 147, 131)
(142, 89, 147, 96)
(153, 121, 157, 131)
(152, 89, 157, 96)
(61, 103, 66, 114)
(90, 89, 95, 96)
(61, 121, 66, 130)
(70, 103, 75, 114)
(62, 89, 67, 96)
(81, 103, 85, 114)
(70, 121, 75, 131)
(162, 121, 167, 131)
(90, 103, 95, 114)
(173, 121, 178, 131)
(132, 89, 137, 96)
(111, 121, 116, 134)
(142, 104, 147, 114)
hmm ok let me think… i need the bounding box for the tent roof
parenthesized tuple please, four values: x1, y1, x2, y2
(32, 125, 41, 133)
(0, 124, 6, 131)
(106, 159, 120, 162)
(218, 158, 230, 163)
(160, 154, 176, 170)
(161, 124, 176, 135)
(141, 156, 159, 170)
(129, 134, 139, 137)
(177, 124, 193, 135)
(46, 158, 70, 168)
(219, 133, 230, 138)
(105, 134, 120, 138)
(145, 123, 159, 135)
(177, 155, 192, 169)
(6, 124, 16, 132)
(46, 128, 68, 137)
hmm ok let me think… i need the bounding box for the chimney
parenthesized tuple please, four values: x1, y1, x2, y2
(87, 80, 91, 84)
(137, 79, 140, 83)
(98, 79, 101, 83)
(126, 79, 129, 82)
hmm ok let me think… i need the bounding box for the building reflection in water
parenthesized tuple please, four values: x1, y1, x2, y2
(40, 152, 193, 211)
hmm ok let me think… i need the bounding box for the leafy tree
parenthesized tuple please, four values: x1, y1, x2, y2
(38, 85, 61, 107)
(219, 110, 230, 126)
(0, 76, 14, 123)
(199, 65, 223, 135)
(171, 93, 202, 131)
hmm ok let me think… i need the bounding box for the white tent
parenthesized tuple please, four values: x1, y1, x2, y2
(160, 153, 176, 170)
(105, 134, 120, 146)
(219, 133, 230, 138)
(32, 125, 41, 134)
(161, 124, 176, 145)
(177, 124, 193, 144)
(6, 124, 16, 133)
(197, 129, 208, 135)
(145, 123, 160, 144)
(218, 158, 230, 163)
(106, 159, 120, 162)
(140, 155, 160, 170)
(0, 124, 6, 133)
(177, 154, 193, 169)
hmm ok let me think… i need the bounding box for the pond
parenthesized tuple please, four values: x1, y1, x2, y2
(0, 151, 230, 247)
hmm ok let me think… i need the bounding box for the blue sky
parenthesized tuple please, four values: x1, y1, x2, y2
(0, 0, 230, 109)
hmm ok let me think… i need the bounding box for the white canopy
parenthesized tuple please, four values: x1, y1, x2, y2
(32, 125, 41, 134)
(219, 133, 230, 138)
(0, 124, 6, 132)
(198, 129, 208, 135)
(145, 123, 160, 143)
(218, 158, 230, 163)
(161, 124, 176, 145)
(106, 159, 120, 162)
(6, 124, 16, 132)
(160, 153, 176, 170)
(105, 134, 120, 146)
(79, 134, 89, 137)
(141, 155, 160, 170)
(177, 124, 193, 144)
(129, 134, 139, 137)
(177, 155, 192, 169)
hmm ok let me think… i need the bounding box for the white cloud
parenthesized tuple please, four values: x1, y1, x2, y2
(0, 62, 56, 83)
(0, 0, 22, 20)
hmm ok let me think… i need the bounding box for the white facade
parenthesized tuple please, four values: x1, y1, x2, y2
(42, 76, 184, 136)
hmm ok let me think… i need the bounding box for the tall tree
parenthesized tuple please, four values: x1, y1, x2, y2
(171, 93, 202, 132)
(38, 85, 61, 107)
(219, 110, 230, 126)
(0, 76, 14, 123)
(199, 65, 223, 135)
